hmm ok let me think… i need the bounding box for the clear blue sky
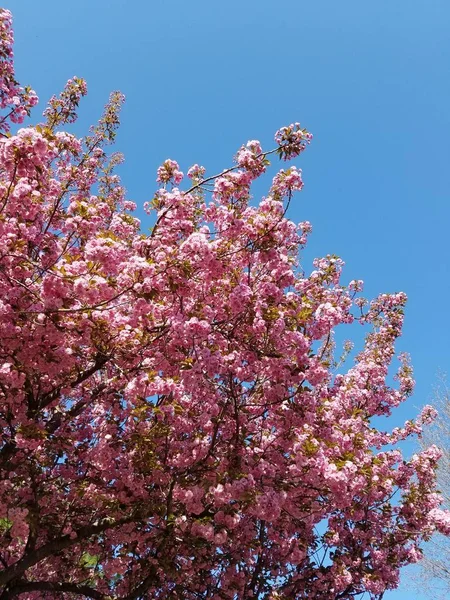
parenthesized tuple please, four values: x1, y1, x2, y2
(6, 1, 450, 597)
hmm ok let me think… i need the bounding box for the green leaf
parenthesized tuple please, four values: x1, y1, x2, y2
(0, 517, 12, 533)
(80, 552, 99, 569)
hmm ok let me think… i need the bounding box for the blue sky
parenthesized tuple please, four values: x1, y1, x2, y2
(6, 0, 450, 597)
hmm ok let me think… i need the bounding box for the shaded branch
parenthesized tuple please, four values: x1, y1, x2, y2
(2, 581, 107, 600)
(0, 513, 143, 588)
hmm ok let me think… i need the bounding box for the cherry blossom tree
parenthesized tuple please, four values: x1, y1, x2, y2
(0, 8, 449, 600)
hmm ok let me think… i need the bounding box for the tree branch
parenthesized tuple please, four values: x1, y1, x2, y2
(0, 514, 140, 587)
(2, 581, 107, 600)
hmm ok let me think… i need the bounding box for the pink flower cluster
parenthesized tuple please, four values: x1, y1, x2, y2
(235, 139, 266, 176)
(156, 158, 184, 185)
(43, 76, 88, 127)
(0, 9, 38, 132)
(187, 163, 206, 181)
(271, 166, 304, 200)
(274, 122, 313, 160)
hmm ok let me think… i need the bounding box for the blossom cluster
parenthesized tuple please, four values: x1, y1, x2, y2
(0, 9, 38, 132)
(156, 158, 184, 185)
(274, 122, 313, 160)
(43, 76, 88, 128)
